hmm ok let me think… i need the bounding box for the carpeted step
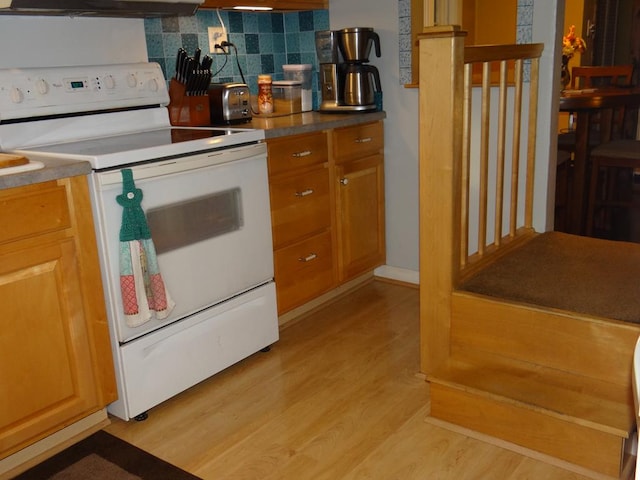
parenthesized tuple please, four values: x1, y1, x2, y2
(428, 352, 634, 478)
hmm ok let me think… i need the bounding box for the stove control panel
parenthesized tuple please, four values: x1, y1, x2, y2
(0, 63, 169, 122)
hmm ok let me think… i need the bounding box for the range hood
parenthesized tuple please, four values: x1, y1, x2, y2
(0, 0, 202, 17)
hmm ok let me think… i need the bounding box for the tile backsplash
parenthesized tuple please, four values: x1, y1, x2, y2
(145, 9, 328, 109)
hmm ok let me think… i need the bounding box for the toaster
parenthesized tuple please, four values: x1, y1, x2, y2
(208, 82, 252, 125)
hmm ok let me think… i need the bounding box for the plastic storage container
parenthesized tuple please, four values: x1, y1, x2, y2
(272, 80, 302, 114)
(283, 64, 312, 112)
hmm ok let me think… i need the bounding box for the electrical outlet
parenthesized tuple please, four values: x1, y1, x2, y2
(208, 27, 228, 54)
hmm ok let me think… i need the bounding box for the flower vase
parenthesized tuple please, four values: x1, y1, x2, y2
(560, 55, 571, 90)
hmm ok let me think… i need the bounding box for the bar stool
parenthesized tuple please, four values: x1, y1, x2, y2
(586, 139, 640, 239)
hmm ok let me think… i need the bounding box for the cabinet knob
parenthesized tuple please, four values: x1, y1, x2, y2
(298, 253, 318, 262)
(339, 178, 349, 185)
(295, 189, 314, 197)
(355, 137, 372, 143)
(292, 150, 312, 157)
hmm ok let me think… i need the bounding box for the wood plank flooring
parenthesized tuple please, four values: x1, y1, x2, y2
(105, 280, 592, 479)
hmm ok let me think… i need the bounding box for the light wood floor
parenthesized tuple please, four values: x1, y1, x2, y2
(105, 280, 591, 479)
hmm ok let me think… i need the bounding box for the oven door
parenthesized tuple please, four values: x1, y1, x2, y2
(90, 142, 273, 344)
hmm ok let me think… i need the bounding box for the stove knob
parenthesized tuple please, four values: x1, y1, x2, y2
(103, 75, 116, 89)
(147, 78, 159, 92)
(35, 78, 49, 95)
(126, 74, 138, 88)
(10, 87, 24, 104)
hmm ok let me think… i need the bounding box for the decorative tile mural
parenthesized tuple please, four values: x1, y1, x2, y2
(145, 9, 329, 108)
(397, 0, 534, 85)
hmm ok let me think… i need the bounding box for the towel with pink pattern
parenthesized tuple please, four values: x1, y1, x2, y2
(117, 168, 175, 327)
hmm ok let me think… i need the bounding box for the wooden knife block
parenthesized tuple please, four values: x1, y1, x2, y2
(168, 78, 210, 126)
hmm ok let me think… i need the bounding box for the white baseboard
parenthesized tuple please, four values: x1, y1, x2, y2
(374, 265, 419, 285)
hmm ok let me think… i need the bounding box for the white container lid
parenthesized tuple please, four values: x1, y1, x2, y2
(283, 64, 312, 71)
(272, 80, 302, 86)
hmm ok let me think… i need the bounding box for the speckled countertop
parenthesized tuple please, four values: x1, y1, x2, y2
(0, 157, 92, 191)
(245, 110, 386, 139)
(0, 111, 385, 191)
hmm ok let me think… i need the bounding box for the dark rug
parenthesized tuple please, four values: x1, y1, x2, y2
(13, 430, 201, 480)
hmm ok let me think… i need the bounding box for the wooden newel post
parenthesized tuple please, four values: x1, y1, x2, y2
(418, 26, 466, 375)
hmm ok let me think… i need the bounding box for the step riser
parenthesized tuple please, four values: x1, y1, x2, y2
(451, 293, 640, 387)
(430, 383, 627, 477)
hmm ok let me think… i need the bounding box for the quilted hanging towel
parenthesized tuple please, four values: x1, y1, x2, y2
(117, 168, 175, 328)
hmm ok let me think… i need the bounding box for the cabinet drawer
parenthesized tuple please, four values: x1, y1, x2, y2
(274, 231, 334, 314)
(267, 131, 328, 175)
(270, 167, 331, 249)
(0, 182, 71, 245)
(332, 121, 384, 163)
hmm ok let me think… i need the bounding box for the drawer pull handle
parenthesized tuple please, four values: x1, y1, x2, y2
(339, 177, 349, 186)
(298, 253, 318, 263)
(295, 189, 314, 197)
(355, 137, 372, 143)
(292, 150, 312, 157)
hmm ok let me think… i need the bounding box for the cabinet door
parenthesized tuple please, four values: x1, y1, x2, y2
(0, 240, 102, 458)
(335, 154, 385, 281)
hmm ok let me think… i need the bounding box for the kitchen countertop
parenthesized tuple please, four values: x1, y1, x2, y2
(0, 110, 385, 191)
(0, 156, 92, 191)
(244, 110, 386, 138)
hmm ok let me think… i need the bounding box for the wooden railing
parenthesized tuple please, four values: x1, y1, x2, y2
(459, 42, 544, 280)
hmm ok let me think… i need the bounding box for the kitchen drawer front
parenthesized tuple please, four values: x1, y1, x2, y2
(0, 181, 71, 245)
(332, 121, 384, 163)
(274, 230, 334, 314)
(267, 131, 328, 176)
(270, 166, 331, 249)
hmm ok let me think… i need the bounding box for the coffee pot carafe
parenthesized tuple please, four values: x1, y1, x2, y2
(343, 64, 381, 107)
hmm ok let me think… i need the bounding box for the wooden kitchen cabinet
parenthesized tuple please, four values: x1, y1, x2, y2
(0, 177, 116, 460)
(200, 0, 327, 11)
(332, 121, 385, 282)
(267, 131, 335, 314)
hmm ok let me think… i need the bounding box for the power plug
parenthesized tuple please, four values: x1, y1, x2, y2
(208, 27, 228, 54)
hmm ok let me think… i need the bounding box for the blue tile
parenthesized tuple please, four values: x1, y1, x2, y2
(271, 13, 284, 33)
(313, 10, 329, 30)
(299, 31, 316, 53)
(179, 15, 198, 33)
(285, 32, 300, 52)
(261, 54, 275, 74)
(287, 53, 301, 64)
(244, 12, 259, 33)
(299, 52, 317, 65)
(284, 12, 299, 33)
(245, 33, 260, 54)
(273, 33, 286, 53)
(246, 54, 263, 75)
(162, 33, 183, 58)
(162, 16, 179, 32)
(228, 34, 245, 53)
(228, 12, 244, 32)
(144, 17, 162, 33)
(298, 11, 314, 31)
(146, 33, 164, 58)
(181, 33, 199, 54)
(259, 34, 274, 54)
(258, 13, 272, 32)
(195, 10, 212, 31)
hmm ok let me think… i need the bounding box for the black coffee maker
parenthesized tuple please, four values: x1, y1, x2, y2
(317, 27, 382, 112)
